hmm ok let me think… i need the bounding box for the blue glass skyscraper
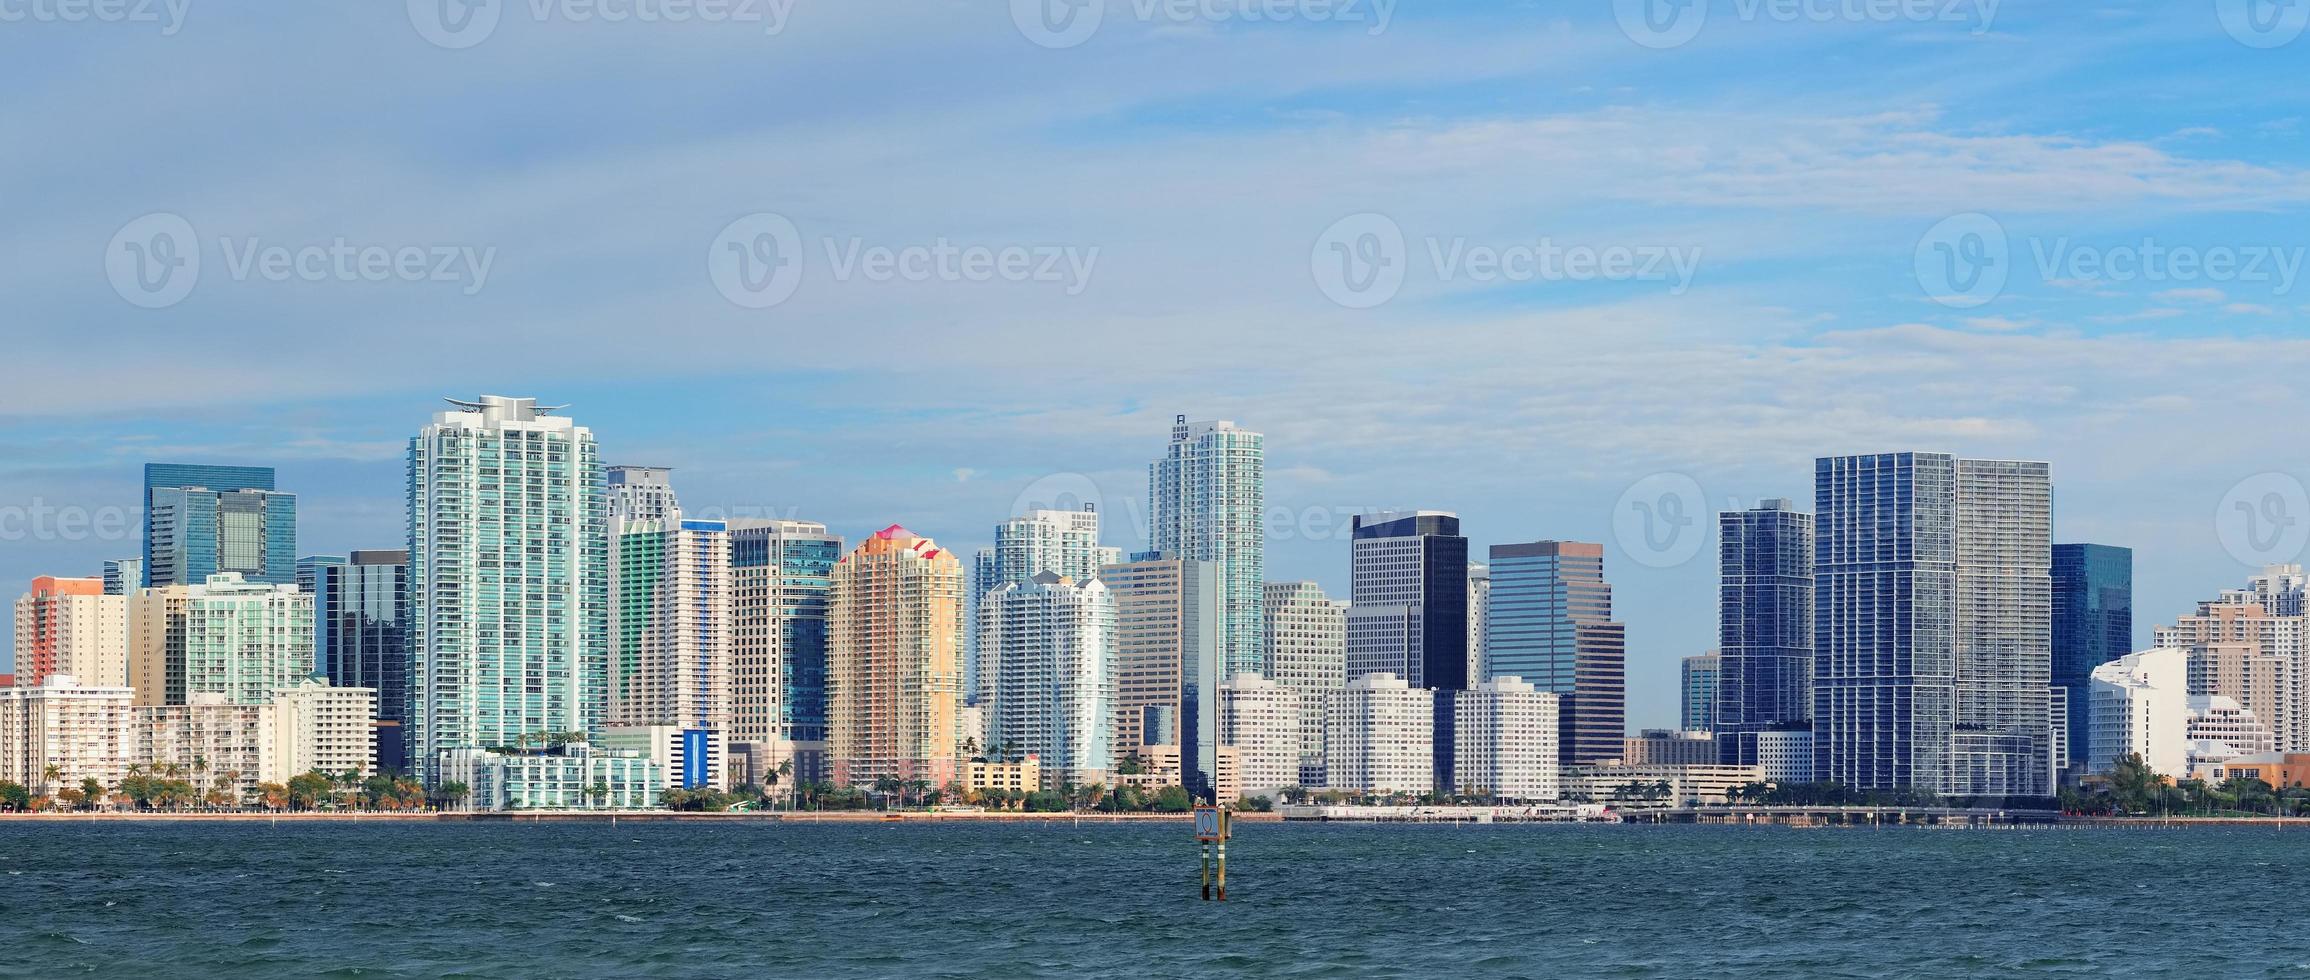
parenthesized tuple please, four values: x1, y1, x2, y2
(1716, 499, 1814, 766)
(143, 463, 296, 588)
(2051, 543, 2131, 777)
(1486, 540, 1623, 766)
(302, 550, 412, 772)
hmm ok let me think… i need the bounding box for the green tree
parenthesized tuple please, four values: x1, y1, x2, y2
(286, 771, 334, 810)
(1153, 786, 1193, 813)
(0, 781, 31, 811)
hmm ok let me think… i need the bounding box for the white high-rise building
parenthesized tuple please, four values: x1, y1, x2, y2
(980, 572, 1115, 788)
(1451, 676, 1559, 801)
(2185, 694, 2275, 767)
(13, 577, 129, 688)
(605, 465, 681, 529)
(972, 506, 1117, 705)
(609, 518, 733, 759)
(1466, 564, 1490, 686)
(0, 675, 136, 793)
(1218, 672, 1299, 796)
(1151, 416, 1265, 677)
(409, 396, 613, 787)
(2088, 648, 2189, 777)
(1264, 581, 1346, 787)
(1326, 673, 1434, 795)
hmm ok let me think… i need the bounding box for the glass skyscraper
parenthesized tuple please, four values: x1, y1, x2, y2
(143, 463, 295, 588)
(1715, 499, 1814, 766)
(1681, 652, 1719, 733)
(406, 396, 608, 785)
(302, 551, 411, 773)
(1344, 511, 1469, 691)
(1150, 416, 1265, 678)
(728, 520, 841, 757)
(1485, 540, 1624, 766)
(2051, 543, 2132, 777)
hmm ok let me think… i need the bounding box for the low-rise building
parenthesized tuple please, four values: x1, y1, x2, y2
(964, 755, 1041, 796)
(2190, 752, 2310, 788)
(601, 725, 729, 791)
(1124, 743, 1242, 804)
(440, 746, 663, 811)
(1622, 729, 1717, 767)
(1753, 729, 1813, 785)
(1562, 763, 1765, 805)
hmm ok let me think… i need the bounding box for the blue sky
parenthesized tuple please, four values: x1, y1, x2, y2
(4, 1, 2310, 727)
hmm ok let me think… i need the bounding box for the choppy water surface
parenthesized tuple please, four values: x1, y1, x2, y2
(1, 821, 2303, 977)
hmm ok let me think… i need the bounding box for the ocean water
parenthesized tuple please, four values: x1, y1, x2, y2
(1, 821, 2304, 978)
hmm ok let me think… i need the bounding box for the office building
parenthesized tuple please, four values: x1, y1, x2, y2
(1682, 652, 1719, 734)
(826, 525, 965, 792)
(101, 559, 142, 597)
(980, 572, 1116, 789)
(1150, 416, 1265, 677)
(407, 396, 612, 788)
(1754, 729, 1814, 784)
(1344, 510, 1469, 691)
(1103, 553, 1222, 799)
(1325, 673, 1434, 795)
(599, 724, 727, 791)
(1715, 499, 1813, 767)
(13, 577, 128, 688)
(142, 463, 295, 588)
(1623, 729, 1719, 767)
(1263, 580, 1346, 786)
(726, 519, 841, 781)
(1218, 671, 1299, 796)
(2052, 544, 2132, 777)
(1814, 453, 2053, 797)
(1487, 540, 1625, 767)
(1451, 676, 1559, 801)
(302, 550, 410, 772)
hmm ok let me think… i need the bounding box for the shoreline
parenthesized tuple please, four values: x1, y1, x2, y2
(0, 810, 2302, 827)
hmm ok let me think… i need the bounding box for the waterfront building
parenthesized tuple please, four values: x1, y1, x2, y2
(2186, 694, 2275, 768)
(1813, 453, 2053, 797)
(1149, 416, 1265, 677)
(440, 745, 663, 811)
(1715, 499, 1814, 768)
(981, 572, 1117, 789)
(2154, 567, 2309, 754)
(1103, 554, 1222, 799)
(136, 678, 378, 799)
(408, 396, 610, 788)
(1325, 673, 1434, 795)
(605, 465, 681, 529)
(1681, 652, 1719, 734)
(301, 551, 410, 772)
(1623, 729, 1718, 767)
(599, 725, 727, 791)
(2053, 544, 2133, 777)
(143, 463, 296, 588)
(726, 519, 841, 783)
(1560, 762, 1765, 805)
(2087, 648, 2189, 777)
(1263, 581, 1346, 786)
(962, 755, 1041, 797)
(826, 525, 965, 792)
(971, 506, 1118, 704)
(101, 559, 142, 597)
(0, 674, 136, 793)
(1218, 672, 1298, 796)
(1345, 511, 1469, 692)
(14, 576, 128, 688)
(1451, 676, 1559, 801)
(1754, 729, 1814, 784)
(1486, 540, 1625, 767)
(1128, 743, 1243, 805)
(128, 574, 314, 709)
(609, 519, 733, 774)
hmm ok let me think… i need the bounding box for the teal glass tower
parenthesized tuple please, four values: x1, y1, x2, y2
(142, 463, 296, 587)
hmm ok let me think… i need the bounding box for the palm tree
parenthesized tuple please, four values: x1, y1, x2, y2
(586, 781, 612, 808)
(40, 764, 63, 798)
(872, 775, 902, 810)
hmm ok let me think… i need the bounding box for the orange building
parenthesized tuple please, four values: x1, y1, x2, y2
(827, 526, 965, 792)
(2193, 753, 2310, 788)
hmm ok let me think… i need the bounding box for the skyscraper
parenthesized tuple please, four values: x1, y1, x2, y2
(970, 506, 1117, 704)
(2052, 543, 2132, 776)
(2153, 565, 2309, 754)
(1104, 553, 1222, 799)
(1344, 511, 1469, 691)
(826, 525, 965, 792)
(407, 396, 608, 785)
(143, 463, 296, 588)
(605, 465, 681, 528)
(1814, 452, 2053, 797)
(303, 550, 411, 772)
(1263, 580, 1345, 786)
(101, 559, 142, 597)
(1466, 564, 1490, 685)
(129, 573, 315, 707)
(727, 519, 841, 773)
(1150, 416, 1265, 677)
(609, 519, 732, 744)
(1487, 540, 1625, 766)
(980, 571, 1116, 788)
(1681, 652, 1719, 733)
(1715, 499, 1814, 766)
(13, 577, 127, 688)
